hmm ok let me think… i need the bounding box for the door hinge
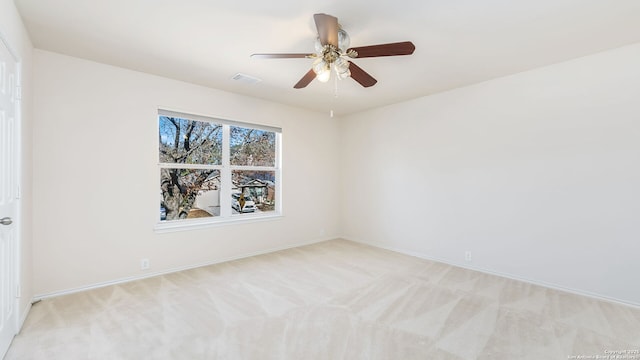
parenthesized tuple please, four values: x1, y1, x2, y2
(16, 185, 21, 199)
(15, 85, 22, 101)
(16, 284, 21, 298)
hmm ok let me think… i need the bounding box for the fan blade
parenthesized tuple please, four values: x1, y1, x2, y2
(251, 53, 313, 59)
(294, 69, 317, 89)
(348, 41, 415, 58)
(348, 62, 377, 87)
(314, 13, 338, 47)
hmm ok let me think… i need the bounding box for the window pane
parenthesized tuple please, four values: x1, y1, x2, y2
(159, 116, 222, 165)
(160, 169, 221, 221)
(230, 126, 276, 166)
(231, 170, 276, 214)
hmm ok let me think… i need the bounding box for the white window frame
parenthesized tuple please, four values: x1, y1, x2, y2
(155, 109, 282, 232)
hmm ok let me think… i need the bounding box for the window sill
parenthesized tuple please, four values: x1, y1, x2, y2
(154, 213, 283, 233)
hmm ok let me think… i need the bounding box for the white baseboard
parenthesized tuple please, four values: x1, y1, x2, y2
(18, 301, 31, 332)
(342, 236, 640, 310)
(33, 236, 335, 301)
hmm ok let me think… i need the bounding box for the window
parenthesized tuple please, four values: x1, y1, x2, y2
(157, 110, 281, 230)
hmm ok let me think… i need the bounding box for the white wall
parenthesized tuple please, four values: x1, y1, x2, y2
(341, 43, 640, 306)
(32, 50, 340, 296)
(0, 0, 34, 323)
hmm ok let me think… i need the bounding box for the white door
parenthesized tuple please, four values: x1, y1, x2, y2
(0, 37, 19, 359)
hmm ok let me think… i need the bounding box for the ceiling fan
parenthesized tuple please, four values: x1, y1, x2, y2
(251, 13, 415, 89)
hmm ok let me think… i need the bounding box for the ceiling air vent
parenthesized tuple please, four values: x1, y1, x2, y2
(231, 73, 262, 85)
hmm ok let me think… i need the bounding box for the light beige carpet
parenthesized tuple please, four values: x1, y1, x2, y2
(6, 239, 640, 359)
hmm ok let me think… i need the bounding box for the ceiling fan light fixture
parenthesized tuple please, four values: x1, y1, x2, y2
(312, 58, 331, 82)
(334, 57, 351, 79)
(337, 28, 350, 52)
(317, 69, 331, 82)
(314, 38, 323, 54)
(312, 57, 328, 73)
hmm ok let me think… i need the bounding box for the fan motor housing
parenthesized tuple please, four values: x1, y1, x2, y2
(322, 44, 341, 63)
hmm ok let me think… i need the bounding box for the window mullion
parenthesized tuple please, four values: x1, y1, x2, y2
(229, 165, 277, 171)
(220, 125, 232, 217)
(158, 163, 222, 170)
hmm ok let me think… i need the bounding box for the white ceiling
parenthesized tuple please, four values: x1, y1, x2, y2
(14, 0, 640, 116)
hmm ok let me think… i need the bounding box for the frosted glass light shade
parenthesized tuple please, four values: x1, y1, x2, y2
(314, 38, 323, 54)
(334, 57, 351, 79)
(312, 58, 331, 83)
(338, 29, 350, 52)
(312, 58, 328, 74)
(317, 69, 331, 82)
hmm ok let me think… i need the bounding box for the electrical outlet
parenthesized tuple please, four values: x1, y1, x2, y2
(464, 251, 472, 262)
(140, 258, 150, 270)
